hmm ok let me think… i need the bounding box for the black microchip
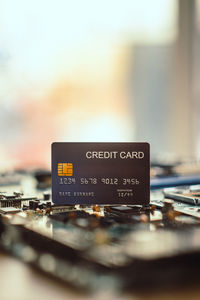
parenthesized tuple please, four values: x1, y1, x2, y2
(51, 142, 150, 205)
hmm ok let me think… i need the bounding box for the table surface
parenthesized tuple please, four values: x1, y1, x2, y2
(1, 252, 200, 300)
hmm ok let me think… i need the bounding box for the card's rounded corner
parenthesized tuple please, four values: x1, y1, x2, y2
(145, 142, 150, 148)
(51, 142, 57, 149)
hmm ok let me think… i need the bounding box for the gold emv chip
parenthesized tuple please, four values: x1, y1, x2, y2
(58, 163, 73, 176)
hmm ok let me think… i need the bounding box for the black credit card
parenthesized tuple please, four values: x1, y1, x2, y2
(51, 142, 150, 205)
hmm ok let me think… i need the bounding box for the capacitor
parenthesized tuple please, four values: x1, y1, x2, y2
(43, 192, 50, 201)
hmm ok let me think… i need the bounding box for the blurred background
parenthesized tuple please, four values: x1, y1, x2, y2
(0, 0, 199, 169)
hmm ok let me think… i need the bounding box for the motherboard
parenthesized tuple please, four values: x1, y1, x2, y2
(1, 167, 200, 294)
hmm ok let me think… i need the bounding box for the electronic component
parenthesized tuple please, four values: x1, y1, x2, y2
(104, 205, 150, 223)
(0, 193, 37, 208)
(43, 191, 50, 200)
(0, 191, 37, 208)
(34, 169, 51, 189)
(0, 207, 22, 214)
(164, 187, 200, 205)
